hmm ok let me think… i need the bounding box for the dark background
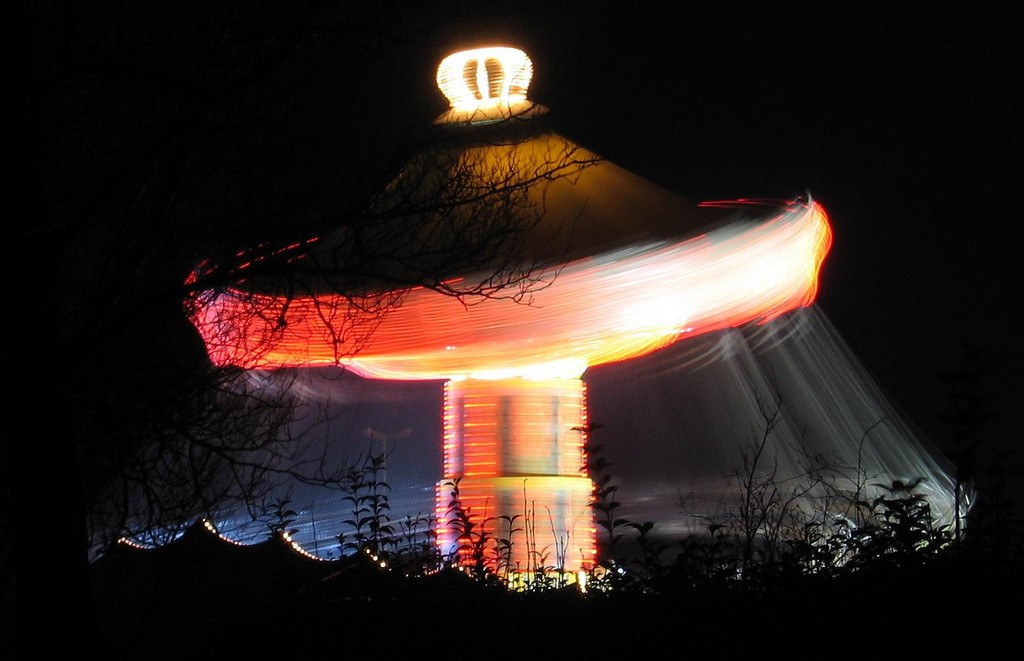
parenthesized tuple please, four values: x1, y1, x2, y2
(34, 0, 1022, 538)
(425, 3, 1022, 478)
(259, 2, 1022, 539)
(23, 3, 1021, 654)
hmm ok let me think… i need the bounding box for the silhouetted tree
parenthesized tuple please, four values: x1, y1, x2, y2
(18, 1, 595, 648)
(935, 342, 1023, 557)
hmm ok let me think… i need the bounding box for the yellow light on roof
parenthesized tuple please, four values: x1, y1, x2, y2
(437, 46, 532, 108)
(435, 46, 543, 124)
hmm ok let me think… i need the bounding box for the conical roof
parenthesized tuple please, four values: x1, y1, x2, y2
(300, 45, 738, 289)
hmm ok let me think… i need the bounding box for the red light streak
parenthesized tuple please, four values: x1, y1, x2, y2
(189, 199, 831, 381)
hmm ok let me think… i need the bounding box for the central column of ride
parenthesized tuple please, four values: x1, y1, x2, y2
(435, 376, 596, 581)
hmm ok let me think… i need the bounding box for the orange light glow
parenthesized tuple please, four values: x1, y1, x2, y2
(435, 377, 595, 576)
(435, 46, 543, 125)
(189, 199, 831, 380)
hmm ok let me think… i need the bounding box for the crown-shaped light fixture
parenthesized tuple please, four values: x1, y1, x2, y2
(435, 46, 547, 125)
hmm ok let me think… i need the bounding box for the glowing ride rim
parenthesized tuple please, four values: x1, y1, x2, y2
(191, 200, 831, 380)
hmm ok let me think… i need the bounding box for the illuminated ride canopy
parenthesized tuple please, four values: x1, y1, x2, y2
(187, 46, 832, 577)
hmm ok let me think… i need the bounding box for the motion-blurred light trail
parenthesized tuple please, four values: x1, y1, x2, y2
(190, 198, 830, 380)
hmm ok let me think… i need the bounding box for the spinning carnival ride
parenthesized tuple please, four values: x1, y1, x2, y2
(188, 46, 865, 576)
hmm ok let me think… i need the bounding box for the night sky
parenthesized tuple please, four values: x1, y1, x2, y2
(305, 4, 1021, 506)
(555, 6, 1016, 435)
(22, 4, 1021, 654)
(236, 3, 1023, 542)
(35, 2, 1022, 538)
(446, 3, 1022, 470)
